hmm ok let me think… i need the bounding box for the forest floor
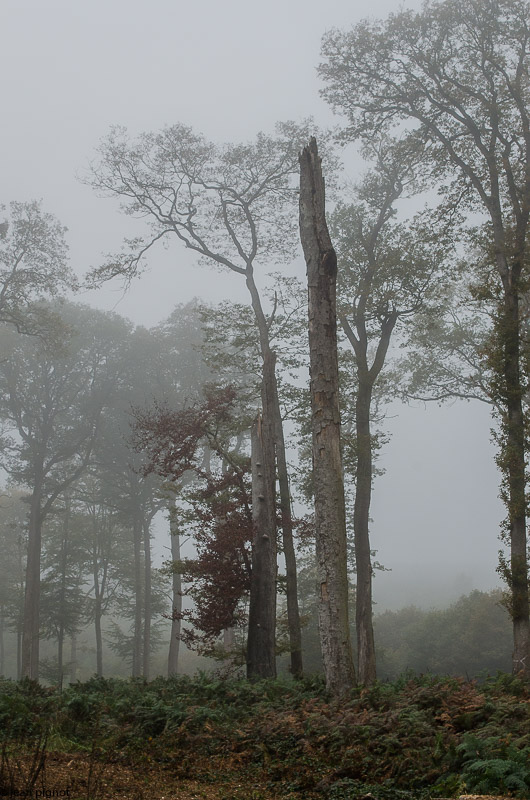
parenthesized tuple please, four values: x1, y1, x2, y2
(1, 672, 529, 800)
(28, 754, 524, 800)
(16, 750, 521, 800)
(23, 750, 279, 799)
(31, 750, 338, 799)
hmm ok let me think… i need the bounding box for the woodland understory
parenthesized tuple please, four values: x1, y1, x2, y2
(1, 673, 529, 800)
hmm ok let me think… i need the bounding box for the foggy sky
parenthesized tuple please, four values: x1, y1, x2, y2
(1, 0, 504, 611)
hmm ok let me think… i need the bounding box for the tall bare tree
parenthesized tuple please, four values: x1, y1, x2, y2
(299, 138, 356, 694)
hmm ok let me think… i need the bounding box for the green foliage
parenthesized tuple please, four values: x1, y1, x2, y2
(0, 200, 73, 334)
(0, 679, 55, 740)
(456, 734, 530, 797)
(327, 780, 427, 799)
(0, 680, 52, 797)
(0, 672, 529, 798)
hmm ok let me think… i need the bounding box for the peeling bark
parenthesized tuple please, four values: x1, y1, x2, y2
(299, 137, 356, 694)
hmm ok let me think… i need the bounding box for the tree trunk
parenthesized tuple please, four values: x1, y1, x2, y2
(247, 409, 277, 679)
(246, 271, 303, 677)
(57, 625, 64, 689)
(16, 627, 21, 680)
(70, 635, 77, 683)
(354, 379, 377, 684)
(21, 481, 43, 680)
(94, 596, 103, 677)
(501, 285, 530, 675)
(57, 500, 69, 690)
(93, 537, 106, 678)
(341, 309, 397, 685)
(0, 611, 4, 676)
(143, 517, 152, 681)
(223, 626, 235, 651)
(299, 137, 356, 695)
(92, 509, 108, 678)
(167, 521, 181, 677)
(132, 508, 143, 677)
(16, 539, 24, 680)
(273, 401, 303, 677)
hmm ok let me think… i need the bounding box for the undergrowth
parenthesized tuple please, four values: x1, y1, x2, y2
(0, 671, 528, 798)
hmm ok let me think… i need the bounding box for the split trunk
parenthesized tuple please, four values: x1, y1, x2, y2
(299, 137, 356, 694)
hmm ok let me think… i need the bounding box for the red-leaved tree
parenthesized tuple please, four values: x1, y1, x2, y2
(133, 386, 253, 658)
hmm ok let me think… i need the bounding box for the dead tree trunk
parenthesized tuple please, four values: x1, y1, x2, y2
(299, 137, 356, 695)
(247, 406, 277, 679)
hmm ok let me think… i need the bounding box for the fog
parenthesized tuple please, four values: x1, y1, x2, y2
(1, 0, 505, 676)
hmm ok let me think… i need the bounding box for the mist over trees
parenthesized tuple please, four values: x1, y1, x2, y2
(1, 0, 529, 694)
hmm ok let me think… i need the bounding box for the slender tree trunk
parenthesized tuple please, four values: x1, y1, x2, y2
(247, 409, 277, 679)
(223, 627, 235, 651)
(93, 542, 106, 678)
(0, 611, 4, 676)
(132, 508, 143, 677)
(166, 475, 195, 678)
(299, 137, 356, 694)
(57, 501, 69, 689)
(246, 272, 303, 677)
(501, 284, 530, 675)
(16, 541, 24, 680)
(22, 481, 43, 680)
(16, 627, 21, 680)
(70, 635, 77, 683)
(167, 521, 181, 677)
(93, 551, 104, 677)
(273, 402, 303, 677)
(94, 598, 103, 676)
(92, 509, 108, 678)
(57, 626, 64, 689)
(341, 309, 396, 685)
(143, 517, 152, 681)
(354, 379, 377, 684)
